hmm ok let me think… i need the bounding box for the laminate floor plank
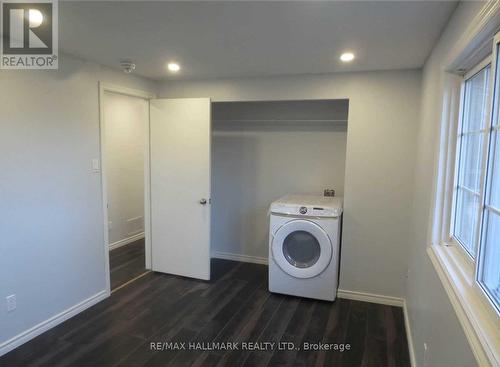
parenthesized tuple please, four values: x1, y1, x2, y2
(314, 298, 351, 367)
(292, 300, 332, 367)
(213, 293, 284, 367)
(241, 296, 300, 367)
(110, 239, 147, 290)
(341, 300, 370, 367)
(166, 280, 264, 367)
(266, 298, 317, 367)
(359, 302, 389, 367)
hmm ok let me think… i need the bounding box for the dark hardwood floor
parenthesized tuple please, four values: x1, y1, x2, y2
(110, 239, 147, 290)
(0, 260, 410, 367)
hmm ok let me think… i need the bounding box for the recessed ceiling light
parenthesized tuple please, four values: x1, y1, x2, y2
(340, 52, 355, 62)
(167, 62, 180, 72)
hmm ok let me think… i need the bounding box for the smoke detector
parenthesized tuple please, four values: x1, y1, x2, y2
(120, 60, 136, 74)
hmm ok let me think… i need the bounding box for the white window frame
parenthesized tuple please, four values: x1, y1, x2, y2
(429, 23, 500, 366)
(444, 52, 499, 313)
(449, 57, 492, 263)
(476, 33, 500, 314)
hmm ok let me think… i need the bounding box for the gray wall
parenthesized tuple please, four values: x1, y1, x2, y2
(0, 54, 157, 349)
(211, 100, 348, 260)
(406, 2, 484, 366)
(158, 69, 421, 298)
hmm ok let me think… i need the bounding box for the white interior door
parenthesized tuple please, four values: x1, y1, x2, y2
(150, 98, 211, 280)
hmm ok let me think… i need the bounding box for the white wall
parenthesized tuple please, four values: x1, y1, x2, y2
(406, 2, 484, 367)
(158, 69, 421, 298)
(211, 100, 348, 260)
(103, 92, 147, 245)
(0, 54, 157, 352)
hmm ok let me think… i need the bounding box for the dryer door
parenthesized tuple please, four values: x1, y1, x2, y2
(272, 219, 332, 279)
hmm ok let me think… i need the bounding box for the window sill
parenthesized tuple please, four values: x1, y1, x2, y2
(428, 244, 499, 367)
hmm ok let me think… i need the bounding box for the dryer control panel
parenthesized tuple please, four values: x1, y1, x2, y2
(270, 195, 343, 218)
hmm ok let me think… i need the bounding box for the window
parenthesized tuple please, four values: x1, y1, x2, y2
(451, 40, 500, 311)
(478, 41, 500, 311)
(453, 64, 490, 257)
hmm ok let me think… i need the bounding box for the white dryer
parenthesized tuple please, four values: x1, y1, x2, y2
(268, 195, 343, 301)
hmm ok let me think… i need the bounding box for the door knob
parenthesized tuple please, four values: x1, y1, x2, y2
(200, 198, 207, 205)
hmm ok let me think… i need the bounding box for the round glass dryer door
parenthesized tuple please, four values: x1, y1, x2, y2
(272, 219, 332, 279)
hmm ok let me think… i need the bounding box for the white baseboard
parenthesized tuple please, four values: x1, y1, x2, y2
(211, 251, 268, 265)
(403, 299, 417, 367)
(109, 232, 144, 251)
(337, 289, 405, 307)
(0, 290, 108, 357)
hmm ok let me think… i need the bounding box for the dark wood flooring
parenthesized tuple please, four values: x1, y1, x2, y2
(110, 239, 147, 290)
(0, 260, 410, 367)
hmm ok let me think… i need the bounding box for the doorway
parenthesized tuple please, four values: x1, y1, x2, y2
(99, 83, 154, 292)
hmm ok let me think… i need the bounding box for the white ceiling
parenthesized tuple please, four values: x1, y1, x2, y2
(59, 1, 457, 80)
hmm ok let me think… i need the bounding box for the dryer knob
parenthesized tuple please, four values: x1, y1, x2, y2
(299, 206, 307, 214)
